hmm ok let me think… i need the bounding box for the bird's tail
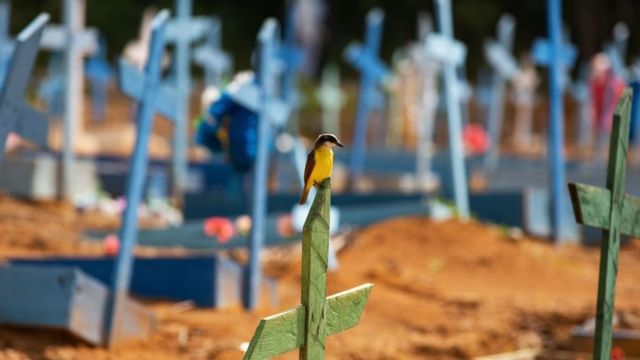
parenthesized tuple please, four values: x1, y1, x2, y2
(299, 186, 310, 205)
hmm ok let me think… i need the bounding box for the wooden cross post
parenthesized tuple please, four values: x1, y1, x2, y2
(193, 17, 232, 88)
(568, 89, 640, 359)
(315, 65, 345, 140)
(232, 19, 292, 310)
(165, 0, 212, 201)
(413, 12, 440, 190)
(0, 0, 12, 86)
(482, 14, 518, 173)
(85, 36, 113, 121)
(428, 0, 470, 218)
(343, 8, 390, 182)
(244, 178, 373, 359)
(531, 0, 577, 242)
(0, 14, 49, 165)
(40, 0, 98, 200)
(105, 9, 180, 345)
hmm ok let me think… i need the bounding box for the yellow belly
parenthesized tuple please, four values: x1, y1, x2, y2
(308, 147, 333, 187)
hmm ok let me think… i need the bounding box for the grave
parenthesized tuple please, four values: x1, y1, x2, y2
(568, 88, 640, 358)
(343, 8, 390, 183)
(532, 0, 577, 242)
(243, 179, 372, 359)
(0, 12, 154, 347)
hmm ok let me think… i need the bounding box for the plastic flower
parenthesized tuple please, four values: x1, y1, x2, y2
(103, 233, 120, 256)
(203, 217, 235, 244)
(463, 124, 490, 155)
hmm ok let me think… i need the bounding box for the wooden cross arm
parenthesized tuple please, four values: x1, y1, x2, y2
(243, 283, 373, 360)
(117, 59, 179, 122)
(568, 182, 640, 237)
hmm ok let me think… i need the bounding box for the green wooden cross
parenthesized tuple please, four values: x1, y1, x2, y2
(568, 88, 640, 360)
(244, 178, 373, 359)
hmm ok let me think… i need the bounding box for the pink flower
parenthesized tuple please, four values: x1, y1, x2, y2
(103, 233, 120, 256)
(463, 124, 490, 155)
(277, 214, 296, 238)
(203, 217, 235, 244)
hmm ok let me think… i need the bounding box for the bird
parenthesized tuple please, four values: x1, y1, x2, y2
(299, 133, 343, 205)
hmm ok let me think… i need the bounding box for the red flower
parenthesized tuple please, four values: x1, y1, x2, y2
(612, 347, 625, 360)
(103, 233, 120, 256)
(463, 124, 490, 155)
(203, 217, 235, 244)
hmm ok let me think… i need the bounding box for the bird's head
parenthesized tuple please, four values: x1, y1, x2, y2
(315, 133, 343, 149)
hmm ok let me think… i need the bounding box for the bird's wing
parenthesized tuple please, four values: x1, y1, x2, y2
(303, 151, 315, 186)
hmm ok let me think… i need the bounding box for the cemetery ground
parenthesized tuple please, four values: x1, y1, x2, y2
(3, 193, 640, 359)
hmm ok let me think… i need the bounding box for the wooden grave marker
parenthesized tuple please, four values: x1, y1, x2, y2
(164, 0, 212, 199)
(0, 13, 49, 164)
(482, 14, 518, 173)
(343, 8, 390, 182)
(568, 89, 640, 359)
(193, 16, 232, 88)
(0, 0, 12, 86)
(40, 0, 98, 200)
(315, 65, 345, 138)
(412, 12, 440, 191)
(106, 9, 180, 344)
(532, 0, 577, 242)
(236, 19, 292, 309)
(244, 178, 373, 359)
(85, 35, 112, 121)
(426, 0, 470, 218)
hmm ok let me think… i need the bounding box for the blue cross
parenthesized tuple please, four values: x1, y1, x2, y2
(105, 9, 180, 344)
(165, 0, 212, 199)
(37, 54, 65, 118)
(483, 14, 518, 172)
(40, 0, 99, 200)
(0, 14, 49, 165)
(531, 33, 576, 89)
(278, 0, 305, 104)
(240, 19, 292, 310)
(606, 22, 629, 79)
(343, 8, 390, 181)
(429, 0, 470, 218)
(193, 17, 232, 88)
(85, 35, 113, 121)
(538, 0, 574, 242)
(0, 0, 13, 87)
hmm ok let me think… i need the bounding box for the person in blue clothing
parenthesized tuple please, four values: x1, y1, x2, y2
(195, 71, 258, 174)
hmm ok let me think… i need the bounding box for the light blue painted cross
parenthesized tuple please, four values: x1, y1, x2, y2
(40, 0, 98, 200)
(535, 0, 577, 242)
(483, 14, 518, 173)
(105, 9, 180, 345)
(428, 0, 470, 218)
(235, 19, 292, 310)
(165, 0, 212, 200)
(0, 14, 50, 165)
(193, 17, 232, 88)
(279, 0, 305, 104)
(37, 54, 65, 118)
(85, 35, 113, 121)
(605, 22, 629, 79)
(0, 0, 13, 87)
(570, 64, 592, 150)
(343, 8, 390, 182)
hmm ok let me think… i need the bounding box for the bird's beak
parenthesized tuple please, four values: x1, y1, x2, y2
(336, 141, 344, 148)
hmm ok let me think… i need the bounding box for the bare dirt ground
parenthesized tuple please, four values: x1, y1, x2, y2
(1, 195, 640, 359)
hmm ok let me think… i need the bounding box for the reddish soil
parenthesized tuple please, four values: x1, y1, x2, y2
(2, 195, 640, 359)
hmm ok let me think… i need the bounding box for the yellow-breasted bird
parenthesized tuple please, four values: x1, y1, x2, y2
(299, 133, 343, 205)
